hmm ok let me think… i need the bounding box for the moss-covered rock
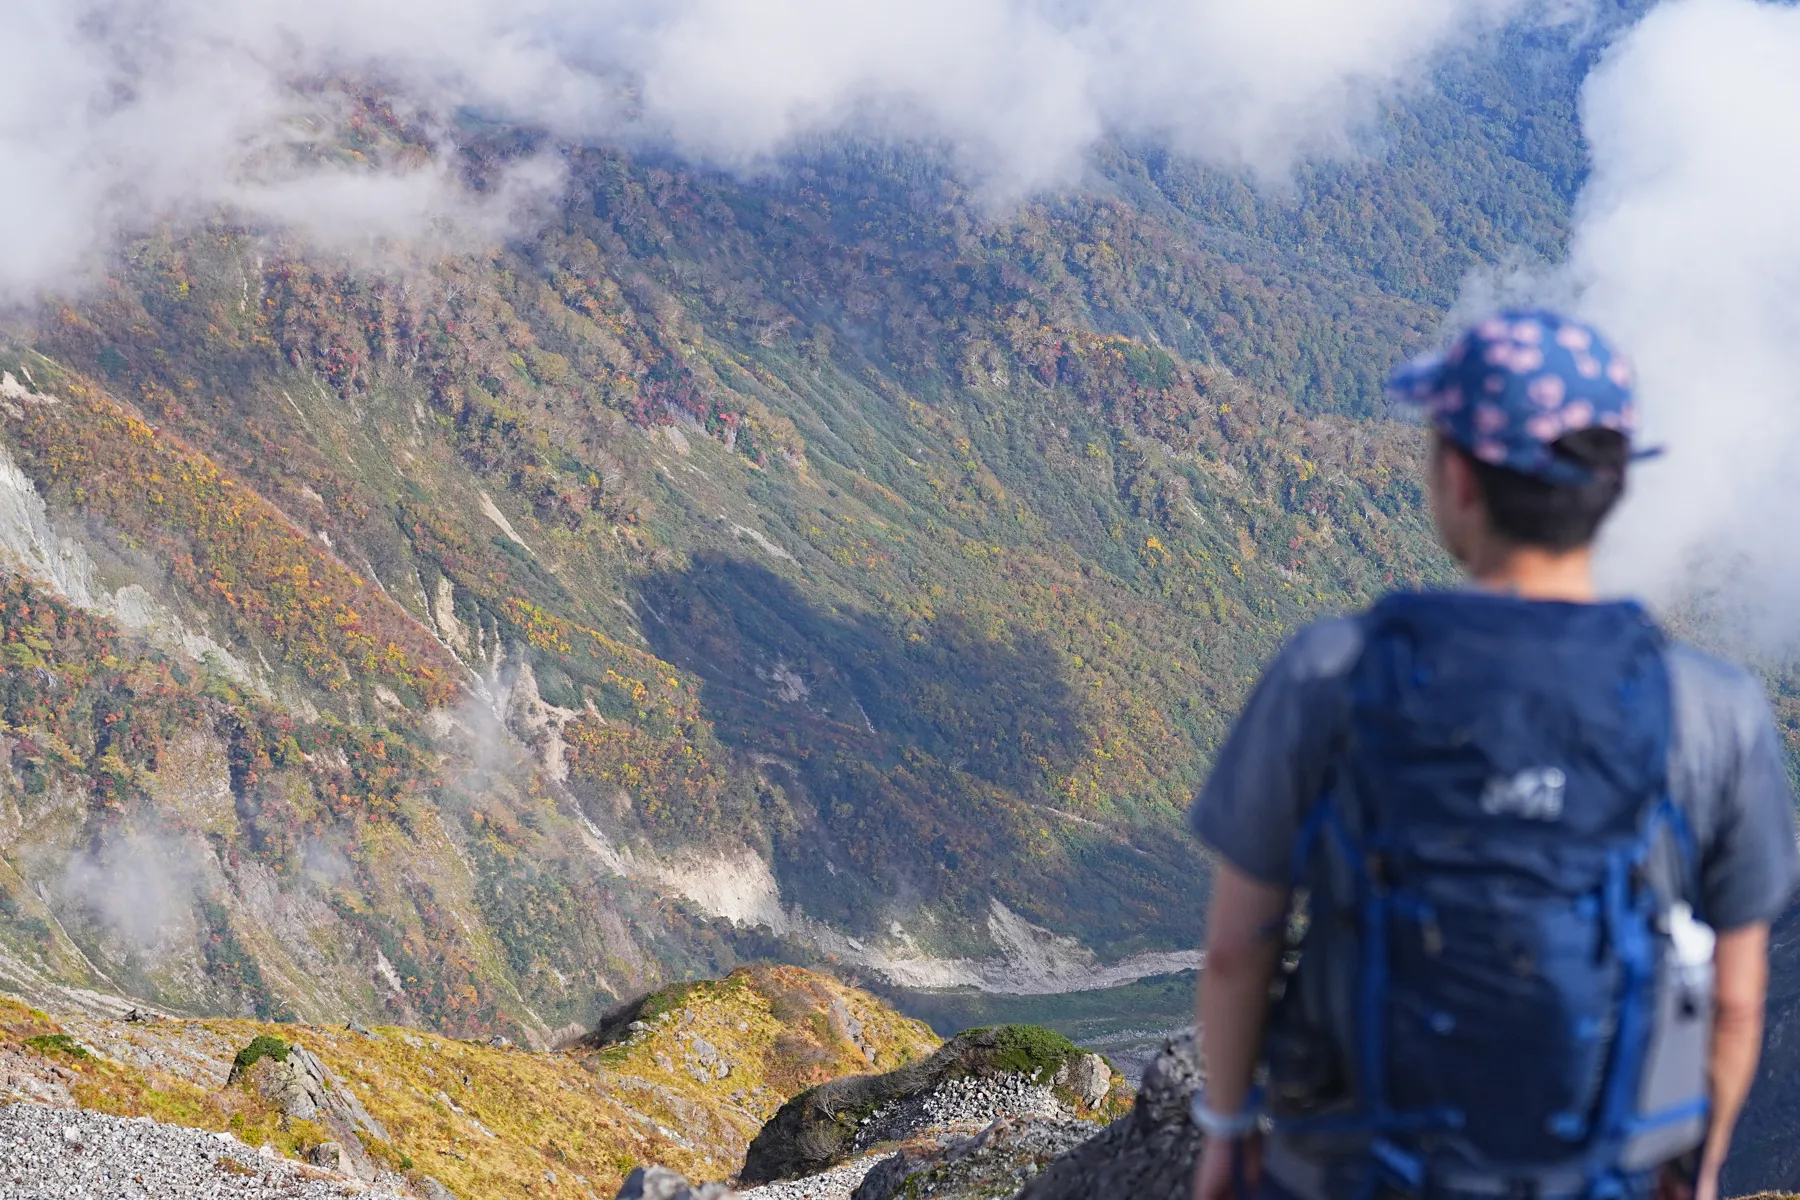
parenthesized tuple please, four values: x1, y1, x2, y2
(1014, 1030, 1204, 1200)
(970, 1025, 1081, 1084)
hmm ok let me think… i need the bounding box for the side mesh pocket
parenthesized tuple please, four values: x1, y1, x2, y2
(1266, 886, 1356, 1123)
(1622, 916, 1712, 1171)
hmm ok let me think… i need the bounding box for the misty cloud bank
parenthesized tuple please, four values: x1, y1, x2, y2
(1567, 0, 1800, 638)
(7, 0, 1798, 640)
(0, 0, 1543, 303)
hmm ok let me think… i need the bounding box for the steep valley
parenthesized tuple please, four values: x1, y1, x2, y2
(0, 15, 1649, 1032)
(2, 3, 1800, 1193)
(0, 127, 1469, 1035)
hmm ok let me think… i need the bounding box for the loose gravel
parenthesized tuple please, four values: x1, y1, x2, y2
(0, 1101, 406, 1199)
(733, 1155, 892, 1200)
(852, 1074, 1066, 1152)
(850, 1116, 1100, 1200)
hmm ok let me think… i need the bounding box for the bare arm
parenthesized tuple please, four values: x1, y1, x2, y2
(1696, 922, 1770, 1199)
(1196, 863, 1290, 1113)
(1190, 863, 1290, 1200)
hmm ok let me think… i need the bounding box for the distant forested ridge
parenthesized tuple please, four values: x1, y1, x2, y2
(0, 1, 1736, 1042)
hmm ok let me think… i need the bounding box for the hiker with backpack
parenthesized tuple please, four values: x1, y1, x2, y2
(1187, 311, 1800, 1200)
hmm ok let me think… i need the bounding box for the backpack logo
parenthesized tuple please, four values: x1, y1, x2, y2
(1480, 766, 1566, 820)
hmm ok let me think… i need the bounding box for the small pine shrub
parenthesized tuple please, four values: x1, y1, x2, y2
(24, 1033, 93, 1061)
(982, 1025, 1080, 1081)
(232, 1035, 292, 1074)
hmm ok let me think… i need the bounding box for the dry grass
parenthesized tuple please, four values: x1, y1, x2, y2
(0, 966, 940, 1198)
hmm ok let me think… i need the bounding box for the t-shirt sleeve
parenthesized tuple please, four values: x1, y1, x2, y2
(1189, 620, 1357, 887)
(1698, 681, 1800, 931)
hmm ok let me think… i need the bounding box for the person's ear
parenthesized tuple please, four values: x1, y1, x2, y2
(1445, 446, 1483, 517)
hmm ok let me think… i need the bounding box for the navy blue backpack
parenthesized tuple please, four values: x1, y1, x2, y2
(1265, 592, 1712, 1199)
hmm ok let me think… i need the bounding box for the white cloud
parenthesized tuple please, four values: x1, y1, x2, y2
(1564, 0, 1800, 639)
(627, 0, 1538, 186)
(1090, 0, 1530, 174)
(0, 0, 1543, 302)
(59, 830, 201, 951)
(0, 0, 575, 304)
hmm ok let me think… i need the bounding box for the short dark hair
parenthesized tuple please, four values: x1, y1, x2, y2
(1456, 428, 1630, 552)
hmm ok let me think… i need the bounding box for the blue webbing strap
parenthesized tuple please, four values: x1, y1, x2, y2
(1657, 795, 1697, 874)
(1291, 795, 1335, 885)
(1370, 1138, 1426, 1193)
(1556, 796, 1708, 1198)
(1279, 797, 1462, 1194)
(1653, 793, 1701, 910)
(1360, 867, 1390, 1114)
(1583, 846, 1657, 1194)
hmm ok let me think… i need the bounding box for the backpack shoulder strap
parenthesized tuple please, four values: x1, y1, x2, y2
(1289, 607, 1381, 879)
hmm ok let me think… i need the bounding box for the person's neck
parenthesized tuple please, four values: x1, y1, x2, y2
(1464, 543, 1598, 603)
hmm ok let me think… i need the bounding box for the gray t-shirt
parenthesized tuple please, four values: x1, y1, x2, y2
(1191, 616, 1800, 932)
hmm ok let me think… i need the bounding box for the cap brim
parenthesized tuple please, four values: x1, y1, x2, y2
(1385, 352, 1448, 423)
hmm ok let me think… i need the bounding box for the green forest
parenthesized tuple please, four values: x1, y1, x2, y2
(12, 0, 1792, 1048)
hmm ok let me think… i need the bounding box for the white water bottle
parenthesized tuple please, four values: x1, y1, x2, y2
(1623, 901, 1715, 1171)
(1668, 902, 1717, 1011)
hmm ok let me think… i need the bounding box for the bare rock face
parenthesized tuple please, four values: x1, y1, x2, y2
(237, 1041, 392, 1182)
(740, 1025, 1119, 1187)
(287, 1046, 390, 1143)
(1013, 1029, 1203, 1200)
(611, 1165, 733, 1199)
(1054, 1054, 1113, 1109)
(843, 1042, 1170, 1200)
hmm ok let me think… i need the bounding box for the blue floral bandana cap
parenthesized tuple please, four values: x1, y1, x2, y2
(1386, 308, 1657, 485)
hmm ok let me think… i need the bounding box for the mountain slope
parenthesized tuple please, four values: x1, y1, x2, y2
(0, 13, 1660, 1029)
(0, 965, 939, 1197)
(0, 185, 1443, 1028)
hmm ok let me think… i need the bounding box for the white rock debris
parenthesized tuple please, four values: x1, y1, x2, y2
(0, 1100, 408, 1198)
(733, 1154, 891, 1200)
(852, 1073, 1068, 1152)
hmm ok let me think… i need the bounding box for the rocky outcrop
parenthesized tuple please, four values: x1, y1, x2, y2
(3, 969, 942, 1199)
(1013, 1029, 1204, 1200)
(612, 1165, 733, 1199)
(233, 1040, 392, 1182)
(1057, 1052, 1114, 1108)
(850, 1115, 1100, 1200)
(739, 1025, 1123, 1186)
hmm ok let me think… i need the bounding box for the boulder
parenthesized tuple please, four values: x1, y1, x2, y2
(1054, 1053, 1113, 1108)
(611, 1165, 732, 1199)
(1013, 1028, 1204, 1200)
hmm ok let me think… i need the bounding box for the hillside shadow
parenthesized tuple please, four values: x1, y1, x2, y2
(635, 553, 1084, 927)
(637, 553, 1081, 792)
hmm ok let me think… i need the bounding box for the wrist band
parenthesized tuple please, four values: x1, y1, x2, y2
(1188, 1090, 1262, 1139)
